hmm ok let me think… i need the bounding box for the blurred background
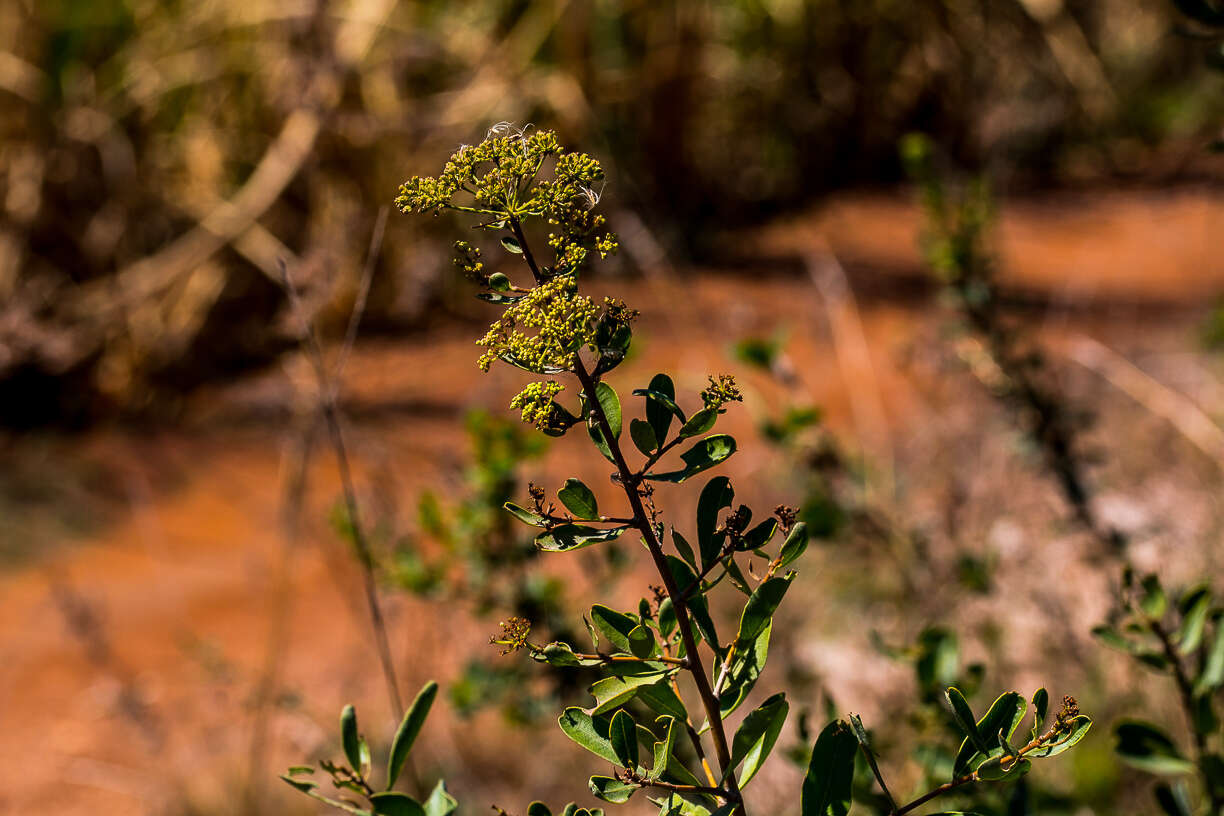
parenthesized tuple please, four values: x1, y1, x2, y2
(0, 0, 1222, 813)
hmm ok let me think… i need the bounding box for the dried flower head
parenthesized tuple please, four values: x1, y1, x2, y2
(491, 616, 532, 655)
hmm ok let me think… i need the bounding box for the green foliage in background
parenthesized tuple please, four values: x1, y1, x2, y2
(1095, 571, 1224, 815)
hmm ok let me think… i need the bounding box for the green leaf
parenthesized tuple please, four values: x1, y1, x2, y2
(718, 618, 772, 719)
(1141, 574, 1168, 619)
(639, 375, 684, 443)
(801, 720, 856, 816)
(500, 235, 523, 253)
(777, 522, 809, 568)
(1030, 715, 1092, 758)
(946, 687, 986, 753)
(1177, 587, 1211, 654)
(735, 574, 794, 650)
(1196, 616, 1224, 694)
(1115, 721, 1195, 775)
(730, 692, 789, 786)
(650, 716, 679, 781)
(526, 804, 552, 816)
(589, 671, 674, 715)
(1155, 783, 1195, 816)
(536, 524, 626, 552)
(370, 792, 426, 816)
(672, 529, 698, 570)
(952, 691, 1024, 776)
(589, 776, 638, 804)
(504, 502, 547, 527)
(1030, 688, 1049, 740)
(423, 781, 458, 816)
(739, 518, 778, 552)
(697, 477, 734, 568)
(610, 710, 639, 768)
(638, 679, 688, 722)
(387, 681, 438, 790)
(559, 708, 619, 764)
(1092, 625, 1141, 654)
(558, 478, 599, 519)
(341, 704, 362, 773)
(590, 605, 639, 652)
(595, 382, 622, 438)
(280, 775, 318, 793)
(678, 407, 718, 439)
(630, 419, 659, 455)
(627, 625, 656, 659)
(646, 435, 737, 483)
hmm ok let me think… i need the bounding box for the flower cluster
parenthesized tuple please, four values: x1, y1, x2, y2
(509, 381, 566, 430)
(395, 126, 617, 279)
(453, 240, 484, 283)
(701, 374, 743, 409)
(476, 275, 598, 373)
(491, 616, 532, 655)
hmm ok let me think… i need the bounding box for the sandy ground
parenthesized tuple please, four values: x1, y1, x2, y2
(2, 188, 1223, 816)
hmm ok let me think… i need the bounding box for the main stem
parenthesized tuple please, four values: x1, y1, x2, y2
(573, 359, 745, 814)
(507, 216, 744, 812)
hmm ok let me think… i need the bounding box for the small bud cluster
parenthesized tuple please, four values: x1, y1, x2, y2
(476, 275, 598, 373)
(510, 381, 566, 430)
(491, 616, 532, 655)
(774, 504, 799, 532)
(453, 241, 484, 284)
(701, 374, 744, 410)
(1055, 695, 1080, 732)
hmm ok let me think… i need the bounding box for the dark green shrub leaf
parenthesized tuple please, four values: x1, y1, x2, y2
(504, 502, 547, 527)
(536, 524, 626, 553)
(646, 435, 737, 483)
(370, 792, 426, 816)
(610, 710, 638, 768)
(559, 708, 619, 764)
(1155, 783, 1195, 816)
(627, 625, 656, 658)
(630, 419, 658, 455)
(1115, 721, 1195, 774)
(590, 604, 639, 652)
(697, 477, 734, 567)
(730, 692, 789, 786)
(280, 775, 318, 793)
(1030, 714, 1092, 758)
(341, 704, 362, 773)
(589, 776, 638, 804)
(387, 681, 438, 790)
(801, 720, 855, 816)
(500, 235, 523, 253)
(777, 522, 809, 569)
(558, 478, 599, 519)
(735, 574, 794, 650)
(678, 407, 718, 439)
(638, 680, 688, 722)
(526, 804, 552, 816)
(1030, 688, 1049, 740)
(672, 529, 698, 570)
(589, 671, 674, 715)
(650, 716, 678, 781)
(1177, 586, 1211, 653)
(945, 687, 986, 753)
(1141, 574, 1168, 619)
(952, 691, 1024, 776)
(1196, 617, 1224, 693)
(639, 375, 683, 443)
(739, 519, 778, 552)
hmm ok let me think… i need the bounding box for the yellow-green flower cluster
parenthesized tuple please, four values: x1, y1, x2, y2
(476, 275, 597, 373)
(452, 240, 484, 283)
(394, 125, 618, 278)
(510, 381, 566, 430)
(701, 374, 743, 409)
(396, 126, 562, 216)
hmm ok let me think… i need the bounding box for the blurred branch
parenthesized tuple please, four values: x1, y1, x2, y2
(1067, 335, 1224, 464)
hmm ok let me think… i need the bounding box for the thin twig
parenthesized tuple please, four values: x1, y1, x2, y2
(279, 258, 404, 720)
